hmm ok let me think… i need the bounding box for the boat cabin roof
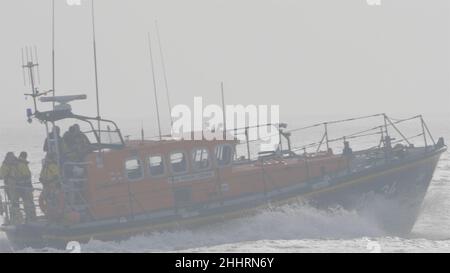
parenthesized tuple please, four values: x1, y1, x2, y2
(123, 130, 238, 151)
(123, 137, 238, 152)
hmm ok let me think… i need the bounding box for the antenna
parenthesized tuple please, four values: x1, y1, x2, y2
(221, 82, 227, 140)
(26, 47, 30, 66)
(21, 48, 27, 86)
(34, 45, 41, 84)
(91, 0, 102, 142)
(141, 121, 145, 142)
(148, 32, 163, 141)
(29, 46, 33, 63)
(51, 0, 56, 109)
(155, 20, 173, 127)
(22, 46, 41, 112)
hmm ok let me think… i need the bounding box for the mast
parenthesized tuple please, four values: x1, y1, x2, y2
(22, 47, 39, 112)
(141, 121, 145, 142)
(155, 20, 173, 127)
(52, 0, 56, 110)
(148, 32, 163, 141)
(221, 82, 227, 140)
(91, 0, 102, 142)
(50, 0, 61, 172)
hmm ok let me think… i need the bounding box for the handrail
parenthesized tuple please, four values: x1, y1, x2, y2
(239, 114, 427, 155)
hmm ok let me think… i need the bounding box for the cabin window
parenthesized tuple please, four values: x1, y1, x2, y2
(148, 155, 165, 177)
(215, 144, 233, 167)
(192, 148, 211, 171)
(125, 158, 143, 181)
(170, 152, 188, 174)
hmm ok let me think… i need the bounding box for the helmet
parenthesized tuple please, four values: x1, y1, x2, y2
(4, 152, 17, 164)
(72, 124, 81, 133)
(19, 151, 28, 160)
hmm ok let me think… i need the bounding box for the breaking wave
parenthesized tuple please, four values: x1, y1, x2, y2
(1, 176, 448, 252)
(1, 201, 385, 253)
(72, 203, 383, 253)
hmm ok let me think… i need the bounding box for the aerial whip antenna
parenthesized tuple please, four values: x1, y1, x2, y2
(148, 32, 163, 141)
(141, 121, 145, 142)
(91, 0, 102, 142)
(155, 20, 173, 127)
(22, 46, 40, 112)
(21, 48, 27, 86)
(51, 0, 56, 109)
(26, 47, 30, 66)
(29, 46, 33, 63)
(221, 82, 227, 140)
(34, 46, 41, 84)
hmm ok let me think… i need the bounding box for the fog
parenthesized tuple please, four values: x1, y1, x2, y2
(0, 0, 449, 135)
(1, 1, 450, 253)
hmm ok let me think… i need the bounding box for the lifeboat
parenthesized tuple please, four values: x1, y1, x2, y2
(0, 2, 446, 249)
(0, 95, 446, 249)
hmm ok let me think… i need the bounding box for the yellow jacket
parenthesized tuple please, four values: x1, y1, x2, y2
(0, 163, 18, 180)
(16, 160, 32, 180)
(40, 163, 60, 185)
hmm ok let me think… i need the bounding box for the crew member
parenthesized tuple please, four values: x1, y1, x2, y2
(0, 152, 22, 222)
(16, 152, 37, 221)
(65, 124, 91, 162)
(43, 126, 67, 163)
(39, 153, 60, 190)
(39, 153, 64, 221)
(343, 141, 353, 157)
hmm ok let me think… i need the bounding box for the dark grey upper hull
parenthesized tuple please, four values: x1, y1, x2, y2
(309, 148, 443, 234)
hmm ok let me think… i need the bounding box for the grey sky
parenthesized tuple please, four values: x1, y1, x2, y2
(0, 0, 449, 133)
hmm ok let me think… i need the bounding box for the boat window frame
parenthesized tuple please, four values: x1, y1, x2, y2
(191, 147, 212, 172)
(124, 156, 145, 182)
(214, 144, 234, 168)
(147, 153, 167, 178)
(169, 150, 190, 175)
